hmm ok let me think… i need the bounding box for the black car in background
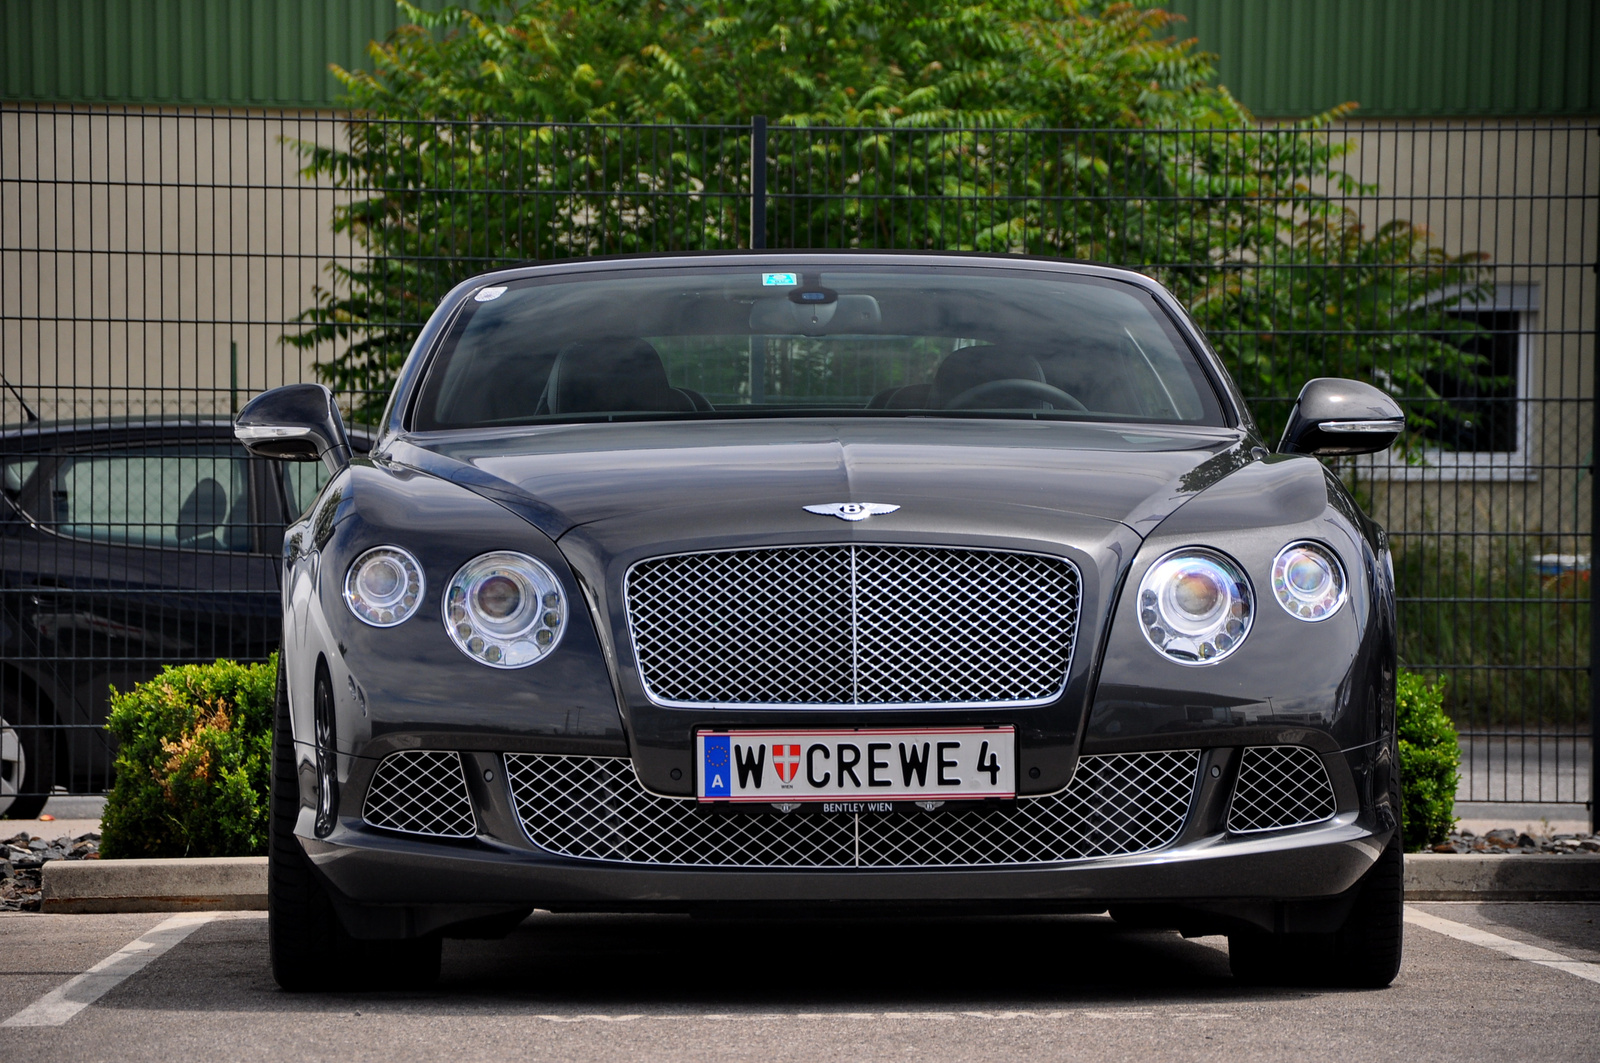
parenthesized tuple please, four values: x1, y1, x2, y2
(0, 417, 339, 818)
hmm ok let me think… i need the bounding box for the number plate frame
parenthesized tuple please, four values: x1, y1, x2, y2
(695, 726, 1016, 803)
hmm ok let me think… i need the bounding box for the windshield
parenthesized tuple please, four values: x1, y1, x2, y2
(412, 265, 1225, 430)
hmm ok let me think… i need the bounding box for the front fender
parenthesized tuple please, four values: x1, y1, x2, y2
(1084, 454, 1395, 757)
(284, 457, 628, 782)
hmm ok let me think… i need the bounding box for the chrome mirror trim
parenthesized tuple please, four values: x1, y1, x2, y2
(1318, 418, 1407, 434)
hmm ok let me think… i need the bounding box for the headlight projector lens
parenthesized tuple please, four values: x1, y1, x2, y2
(1137, 548, 1253, 664)
(444, 551, 566, 667)
(1271, 541, 1348, 621)
(344, 546, 424, 627)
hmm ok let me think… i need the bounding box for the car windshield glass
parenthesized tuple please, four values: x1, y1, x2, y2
(413, 265, 1225, 430)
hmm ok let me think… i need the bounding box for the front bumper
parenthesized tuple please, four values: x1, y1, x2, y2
(299, 739, 1394, 939)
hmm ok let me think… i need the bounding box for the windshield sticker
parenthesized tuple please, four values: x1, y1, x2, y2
(474, 286, 507, 302)
(761, 273, 797, 287)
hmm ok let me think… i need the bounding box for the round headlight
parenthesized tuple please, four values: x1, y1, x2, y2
(444, 551, 566, 668)
(1137, 548, 1253, 664)
(344, 546, 424, 627)
(1272, 541, 1347, 621)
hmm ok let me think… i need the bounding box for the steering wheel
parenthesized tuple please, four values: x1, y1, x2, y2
(944, 378, 1090, 412)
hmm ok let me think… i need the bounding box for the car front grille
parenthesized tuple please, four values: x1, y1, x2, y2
(503, 750, 1200, 868)
(362, 750, 477, 838)
(1226, 745, 1337, 833)
(624, 546, 1081, 707)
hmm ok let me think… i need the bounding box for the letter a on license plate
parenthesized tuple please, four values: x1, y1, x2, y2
(695, 727, 1015, 802)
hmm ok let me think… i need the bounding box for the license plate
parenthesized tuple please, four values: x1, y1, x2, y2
(695, 727, 1015, 802)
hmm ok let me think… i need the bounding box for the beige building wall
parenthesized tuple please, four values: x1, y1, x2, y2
(1, 104, 351, 423)
(1328, 119, 1599, 555)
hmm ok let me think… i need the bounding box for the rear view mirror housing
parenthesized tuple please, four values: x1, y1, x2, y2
(1278, 378, 1405, 457)
(749, 293, 882, 335)
(234, 383, 353, 475)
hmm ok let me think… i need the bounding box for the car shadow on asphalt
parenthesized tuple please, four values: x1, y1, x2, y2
(90, 913, 1346, 1013)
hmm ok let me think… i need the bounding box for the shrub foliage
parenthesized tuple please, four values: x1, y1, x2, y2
(99, 656, 276, 859)
(1396, 670, 1459, 850)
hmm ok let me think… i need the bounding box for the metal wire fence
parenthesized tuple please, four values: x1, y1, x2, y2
(1, 107, 1595, 823)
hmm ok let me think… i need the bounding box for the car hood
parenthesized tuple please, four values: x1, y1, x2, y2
(384, 418, 1252, 548)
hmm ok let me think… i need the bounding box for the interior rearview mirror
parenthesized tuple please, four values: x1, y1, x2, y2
(749, 294, 881, 335)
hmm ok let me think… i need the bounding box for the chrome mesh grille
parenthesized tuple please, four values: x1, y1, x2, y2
(625, 546, 1081, 706)
(1227, 745, 1337, 833)
(504, 750, 1199, 868)
(362, 750, 477, 838)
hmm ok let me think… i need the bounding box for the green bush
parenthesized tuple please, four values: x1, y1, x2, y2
(99, 656, 276, 859)
(1396, 671, 1460, 850)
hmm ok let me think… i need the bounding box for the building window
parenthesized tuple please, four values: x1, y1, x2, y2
(1358, 284, 1536, 481)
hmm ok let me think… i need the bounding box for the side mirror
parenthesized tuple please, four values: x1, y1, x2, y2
(1278, 378, 1405, 456)
(234, 383, 353, 475)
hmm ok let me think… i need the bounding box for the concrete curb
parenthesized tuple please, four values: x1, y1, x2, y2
(31, 852, 1600, 913)
(40, 857, 266, 914)
(1404, 853, 1600, 901)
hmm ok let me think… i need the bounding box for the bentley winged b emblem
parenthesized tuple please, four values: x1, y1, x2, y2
(803, 502, 901, 522)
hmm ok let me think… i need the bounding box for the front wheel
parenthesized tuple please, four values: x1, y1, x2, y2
(268, 659, 440, 991)
(1229, 833, 1404, 988)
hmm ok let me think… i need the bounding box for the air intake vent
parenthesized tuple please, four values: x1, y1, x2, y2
(362, 750, 477, 838)
(625, 545, 1081, 707)
(1227, 745, 1337, 833)
(504, 750, 1199, 868)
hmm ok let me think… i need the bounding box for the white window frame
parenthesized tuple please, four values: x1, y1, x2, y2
(1353, 283, 1537, 482)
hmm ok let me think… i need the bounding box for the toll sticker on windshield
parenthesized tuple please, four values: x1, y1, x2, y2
(761, 272, 797, 287)
(474, 286, 507, 302)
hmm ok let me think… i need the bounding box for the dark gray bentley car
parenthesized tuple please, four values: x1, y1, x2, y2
(237, 252, 1407, 991)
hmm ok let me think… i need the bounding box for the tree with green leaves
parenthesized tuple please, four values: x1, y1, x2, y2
(288, 0, 1487, 437)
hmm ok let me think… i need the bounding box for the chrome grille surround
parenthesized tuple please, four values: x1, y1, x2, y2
(624, 545, 1082, 708)
(362, 750, 477, 838)
(1227, 745, 1337, 833)
(503, 750, 1200, 868)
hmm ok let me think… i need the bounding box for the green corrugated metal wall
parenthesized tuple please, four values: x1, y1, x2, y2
(1167, 0, 1597, 116)
(2, 0, 424, 108)
(2, 0, 1596, 114)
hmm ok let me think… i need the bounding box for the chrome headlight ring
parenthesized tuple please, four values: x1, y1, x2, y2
(444, 551, 567, 668)
(344, 546, 425, 628)
(1271, 541, 1348, 622)
(1137, 547, 1254, 665)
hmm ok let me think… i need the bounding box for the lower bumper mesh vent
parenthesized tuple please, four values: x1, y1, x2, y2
(504, 750, 1200, 868)
(1227, 745, 1337, 833)
(363, 750, 477, 838)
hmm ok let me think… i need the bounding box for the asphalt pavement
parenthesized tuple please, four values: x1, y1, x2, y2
(0, 903, 1596, 1062)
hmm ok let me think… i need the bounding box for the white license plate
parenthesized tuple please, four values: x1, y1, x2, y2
(695, 727, 1015, 802)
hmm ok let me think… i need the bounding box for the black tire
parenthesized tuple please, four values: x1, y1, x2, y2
(268, 658, 440, 991)
(0, 682, 56, 820)
(1228, 834, 1404, 988)
(1330, 830, 1405, 987)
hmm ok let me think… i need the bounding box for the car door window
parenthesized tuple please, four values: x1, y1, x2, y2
(281, 460, 331, 520)
(44, 444, 255, 551)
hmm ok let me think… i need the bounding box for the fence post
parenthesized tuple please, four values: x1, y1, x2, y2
(1592, 145, 1599, 833)
(750, 115, 767, 250)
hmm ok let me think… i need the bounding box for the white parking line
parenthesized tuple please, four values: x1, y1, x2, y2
(1404, 906, 1600, 986)
(520, 1010, 1235, 1023)
(2, 911, 232, 1027)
